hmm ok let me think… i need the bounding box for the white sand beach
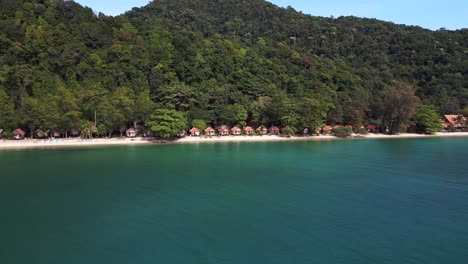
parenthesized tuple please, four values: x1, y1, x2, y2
(0, 132, 467, 150)
(0, 137, 151, 149)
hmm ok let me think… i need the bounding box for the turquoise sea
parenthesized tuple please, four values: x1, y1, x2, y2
(1, 138, 467, 263)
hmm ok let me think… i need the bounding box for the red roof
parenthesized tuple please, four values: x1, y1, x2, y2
(244, 126, 254, 132)
(366, 124, 377, 130)
(218, 125, 230, 132)
(13, 128, 26, 136)
(269, 126, 280, 132)
(189, 127, 200, 133)
(205, 127, 215, 132)
(323, 125, 332, 131)
(444, 114, 466, 127)
(231, 126, 242, 132)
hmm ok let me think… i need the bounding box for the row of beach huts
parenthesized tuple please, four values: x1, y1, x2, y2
(1, 115, 465, 140)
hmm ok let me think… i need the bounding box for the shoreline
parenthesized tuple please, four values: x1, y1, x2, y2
(0, 132, 467, 150)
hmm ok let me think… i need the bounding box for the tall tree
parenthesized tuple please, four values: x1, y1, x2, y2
(413, 105, 442, 134)
(379, 84, 420, 134)
(147, 109, 187, 139)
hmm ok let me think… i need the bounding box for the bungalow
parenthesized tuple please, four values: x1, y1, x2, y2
(268, 126, 280, 135)
(366, 124, 377, 132)
(314, 126, 322, 134)
(12, 128, 26, 140)
(142, 129, 152, 137)
(218, 125, 230, 136)
(231, 126, 242, 135)
(126, 127, 137, 138)
(34, 129, 46, 139)
(444, 114, 466, 128)
(244, 126, 254, 135)
(50, 129, 61, 138)
(322, 125, 332, 134)
(189, 127, 201, 136)
(178, 130, 187, 137)
(205, 127, 216, 136)
(70, 127, 80, 137)
(256, 126, 268, 135)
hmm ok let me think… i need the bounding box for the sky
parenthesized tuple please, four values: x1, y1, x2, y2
(75, 0, 467, 30)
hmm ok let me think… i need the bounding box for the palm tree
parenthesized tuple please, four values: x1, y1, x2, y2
(455, 115, 466, 128)
(282, 126, 297, 137)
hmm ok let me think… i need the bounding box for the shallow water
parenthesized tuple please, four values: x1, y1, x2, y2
(1, 138, 467, 263)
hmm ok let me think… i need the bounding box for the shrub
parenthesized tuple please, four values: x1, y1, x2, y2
(333, 127, 353, 138)
(355, 128, 368, 135)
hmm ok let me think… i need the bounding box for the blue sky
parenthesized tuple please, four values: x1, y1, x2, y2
(75, 0, 467, 30)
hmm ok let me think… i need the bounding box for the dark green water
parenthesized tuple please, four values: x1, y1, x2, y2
(1, 138, 467, 263)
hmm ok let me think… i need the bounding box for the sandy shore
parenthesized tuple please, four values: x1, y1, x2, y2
(176, 132, 468, 144)
(0, 132, 467, 150)
(0, 137, 151, 150)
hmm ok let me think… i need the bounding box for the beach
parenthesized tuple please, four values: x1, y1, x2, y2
(0, 132, 467, 150)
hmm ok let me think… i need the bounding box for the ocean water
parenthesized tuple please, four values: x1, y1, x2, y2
(0, 138, 467, 263)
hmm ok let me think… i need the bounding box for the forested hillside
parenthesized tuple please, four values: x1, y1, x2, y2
(1, 0, 467, 137)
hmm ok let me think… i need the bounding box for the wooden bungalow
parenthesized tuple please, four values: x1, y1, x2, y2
(231, 126, 242, 135)
(218, 125, 230, 136)
(366, 125, 378, 133)
(178, 130, 186, 137)
(314, 126, 322, 134)
(443, 114, 466, 128)
(126, 128, 137, 138)
(189, 127, 201, 136)
(268, 126, 280, 135)
(12, 128, 26, 140)
(34, 129, 46, 139)
(142, 129, 152, 137)
(256, 126, 268, 135)
(205, 127, 216, 136)
(50, 129, 61, 138)
(244, 126, 254, 135)
(70, 127, 80, 137)
(322, 125, 332, 134)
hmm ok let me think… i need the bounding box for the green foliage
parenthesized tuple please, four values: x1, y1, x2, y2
(413, 105, 443, 134)
(355, 128, 369, 135)
(80, 122, 93, 139)
(378, 84, 420, 134)
(191, 119, 207, 130)
(333, 127, 353, 138)
(97, 124, 107, 137)
(147, 109, 187, 138)
(281, 126, 296, 137)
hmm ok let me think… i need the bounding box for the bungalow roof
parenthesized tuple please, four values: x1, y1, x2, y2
(205, 127, 215, 132)
(13, 128, 26, 136)
(189, 127, 200, 133)
(218, 125, 230, 132)
(444, 114, 466, 127)
(268, 126, 280, 131)
(231, 126, 242, 132)
(244, 126, 254, 131)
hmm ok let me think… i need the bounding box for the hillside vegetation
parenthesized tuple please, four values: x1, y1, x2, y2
(0, 0, 467, 137)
